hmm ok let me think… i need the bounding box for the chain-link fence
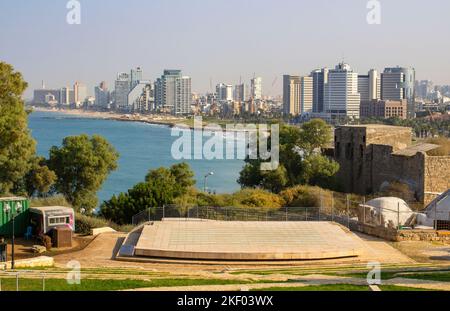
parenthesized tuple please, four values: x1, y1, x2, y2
(131, 194, 436, 231)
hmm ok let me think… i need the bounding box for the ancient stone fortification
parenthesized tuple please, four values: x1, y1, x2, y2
(334, 124, 450, 204)
(355, 222, 450, 242)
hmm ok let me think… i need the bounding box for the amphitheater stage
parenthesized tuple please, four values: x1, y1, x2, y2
(131, 219, 363, 261)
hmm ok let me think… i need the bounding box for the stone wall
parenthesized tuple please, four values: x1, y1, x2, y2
(334, 125, 450, 205)
(355, 222, 450, 242)
(424, 156, 450, 205)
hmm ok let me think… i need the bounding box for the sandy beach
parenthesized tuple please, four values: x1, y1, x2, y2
(30, 106, 186, 128)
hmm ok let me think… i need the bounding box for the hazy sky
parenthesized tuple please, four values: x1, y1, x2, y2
(1, 0, 449, 99)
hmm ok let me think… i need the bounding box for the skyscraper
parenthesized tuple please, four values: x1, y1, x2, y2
(324, 63, 361, 119)
(234, 83, 245, 102)
(114, 72, 131, 110)
(250, 77, 262, 100)
(283, 75, 313, 116)
(130, 67, 143, 89)
(155, 70, 192, 115)
(216, 83, 233, 101)
(95, 81, 110, 109)
(73, 82, 87, 106)
(358, 69, 380, 102)
(381, 67, 416, 118)
(310, 68, 328, 113)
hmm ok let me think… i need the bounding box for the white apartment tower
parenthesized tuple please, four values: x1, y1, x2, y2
(324, 63, 361, 119)
(250, 77, 262, 100)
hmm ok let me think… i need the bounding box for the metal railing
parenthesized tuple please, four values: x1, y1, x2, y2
(131, 195, 441, 232)
(0, 271, 48, 291)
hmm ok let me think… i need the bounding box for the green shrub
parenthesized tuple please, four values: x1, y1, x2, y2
(75, 213, 132, 235)
(30, 195, 70, 207)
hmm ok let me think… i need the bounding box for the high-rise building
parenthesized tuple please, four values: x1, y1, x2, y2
(95, 81, 110, 109)
(234, 83, 245, 102)
(324, 63, 361, 119)
(250, 77, 262, 100)
(283, 75, 313, 116)
(114, 72, 131, 110)
(128, 81, 154, 112)
(59, 87, 71, 105)
(130, 67, 143, 89)
(358, 69, 380, 102)
(73, 82, 87, 106)
(155, 70, 192, 115)
(381, 67, 415, 118)
(310, 68, 328, 113)
(216, 83, 233, 101)
(416, 80, 433, 99)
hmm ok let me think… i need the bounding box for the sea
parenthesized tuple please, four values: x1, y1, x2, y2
(28, 111, 244, 205)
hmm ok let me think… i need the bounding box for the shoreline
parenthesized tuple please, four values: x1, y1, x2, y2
(30, 107, 252, 132)
(30, 106, 183, 128)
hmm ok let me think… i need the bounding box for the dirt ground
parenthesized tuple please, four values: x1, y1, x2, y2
(2, 235, 95, 261)
(391, 240, 450, 263)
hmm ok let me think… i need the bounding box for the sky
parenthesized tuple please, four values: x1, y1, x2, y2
(1, 0, 450, 99)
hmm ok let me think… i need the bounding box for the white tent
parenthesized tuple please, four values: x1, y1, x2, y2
(425, 190, 450, 221)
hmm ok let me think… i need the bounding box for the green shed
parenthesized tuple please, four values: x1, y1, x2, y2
(0, 197, 30, 237)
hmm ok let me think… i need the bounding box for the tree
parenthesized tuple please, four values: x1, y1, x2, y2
(298, 119, 333, 155)
(101, 163, 195, 224)
(48, 134, 119, 211)
(24, 156, 57, 197)
(238, 120, 339, 192)
(0, 62, 36, 194)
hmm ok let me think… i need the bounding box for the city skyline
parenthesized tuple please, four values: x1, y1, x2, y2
(1, 0, 450, 99)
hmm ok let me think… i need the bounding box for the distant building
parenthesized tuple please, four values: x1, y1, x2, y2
(33, 89, 61, 105)
(360, 99, 407, 119)
(73, 82, 87, 107)
(130, 67, 143, 89)
(95, 81, 110, 109)
(416, 80, 433, 99)
(216, 83, 233, 101)
(155, 70, 192, 115)
(250, 77, 262, 100)
(310, 68, 328, 113)
(234, 83, 246, 102)
(114, 72, 131, 110)
(358, 69, 380, 102)
(324, 63, 361, 119)
(283, 75, 313, 116)
(128, 81, 154, 112)
(381, 67, 415, 118)
(59, 87, 72, 106)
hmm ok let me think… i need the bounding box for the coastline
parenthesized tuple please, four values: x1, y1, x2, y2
(30, 107, 252, 132)
(30, 106, 183, 128)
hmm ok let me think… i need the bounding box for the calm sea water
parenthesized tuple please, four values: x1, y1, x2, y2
(28, 111, 243, 204)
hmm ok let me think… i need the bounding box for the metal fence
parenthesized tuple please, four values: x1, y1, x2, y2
(131, 194, 440, 231)
(0, 271, 48, 291)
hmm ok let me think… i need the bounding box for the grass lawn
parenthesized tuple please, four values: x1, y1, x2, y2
(338, 270, 450, 282)
(253, 284, 370, 291)
(253, 284, 437, 291)
(0, 277, 254, 291)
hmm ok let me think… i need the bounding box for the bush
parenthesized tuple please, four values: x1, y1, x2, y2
(75, 213, 132, 235)
(30, 195, 70, 207)
(229, 189, 284, 209)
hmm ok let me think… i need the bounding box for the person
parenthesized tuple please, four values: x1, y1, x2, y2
(0, 236, 7, 262)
